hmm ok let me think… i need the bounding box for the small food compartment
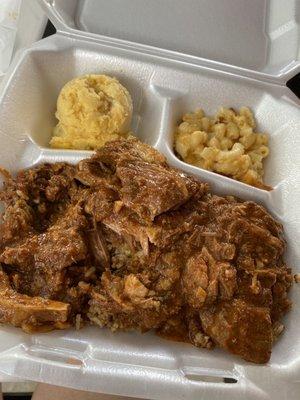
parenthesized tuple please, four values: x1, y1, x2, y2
(151, 72, 300, 193)
(0, 44, 164, 166)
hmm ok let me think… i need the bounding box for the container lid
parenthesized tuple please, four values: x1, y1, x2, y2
(42, 0, 300, 77)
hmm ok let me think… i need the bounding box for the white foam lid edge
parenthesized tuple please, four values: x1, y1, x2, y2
(39, 0, 300, 80)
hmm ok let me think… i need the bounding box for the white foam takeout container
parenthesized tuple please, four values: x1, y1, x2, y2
(0, 0, 299, 398)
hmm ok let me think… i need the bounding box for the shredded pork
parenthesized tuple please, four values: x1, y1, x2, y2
(0, 138, 293, 363)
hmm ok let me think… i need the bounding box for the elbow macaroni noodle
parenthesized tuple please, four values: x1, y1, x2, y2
(174, 107, 269, 188)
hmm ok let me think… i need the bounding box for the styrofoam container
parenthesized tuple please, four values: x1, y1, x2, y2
(0, 0, 299, 398)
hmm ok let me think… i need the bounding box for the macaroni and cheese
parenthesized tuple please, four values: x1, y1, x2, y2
(174, 107, 270, 188)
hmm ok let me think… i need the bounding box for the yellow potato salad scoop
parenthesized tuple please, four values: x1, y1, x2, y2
(50, 74, 133, 150)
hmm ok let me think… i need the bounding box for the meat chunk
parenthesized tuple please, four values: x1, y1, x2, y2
(0, 271, 70, 333)
(89, 271, 180, 332)
(117, 159, 198, 220)
(200, 299, 272, 364)
(0, 163, 76, 232)
(0, 222, 87, 272)
(94, 138, 166, 168)
(182, 248, 237, 309)
(0, 204, 88, 298)
(206, 196, 285, 271)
